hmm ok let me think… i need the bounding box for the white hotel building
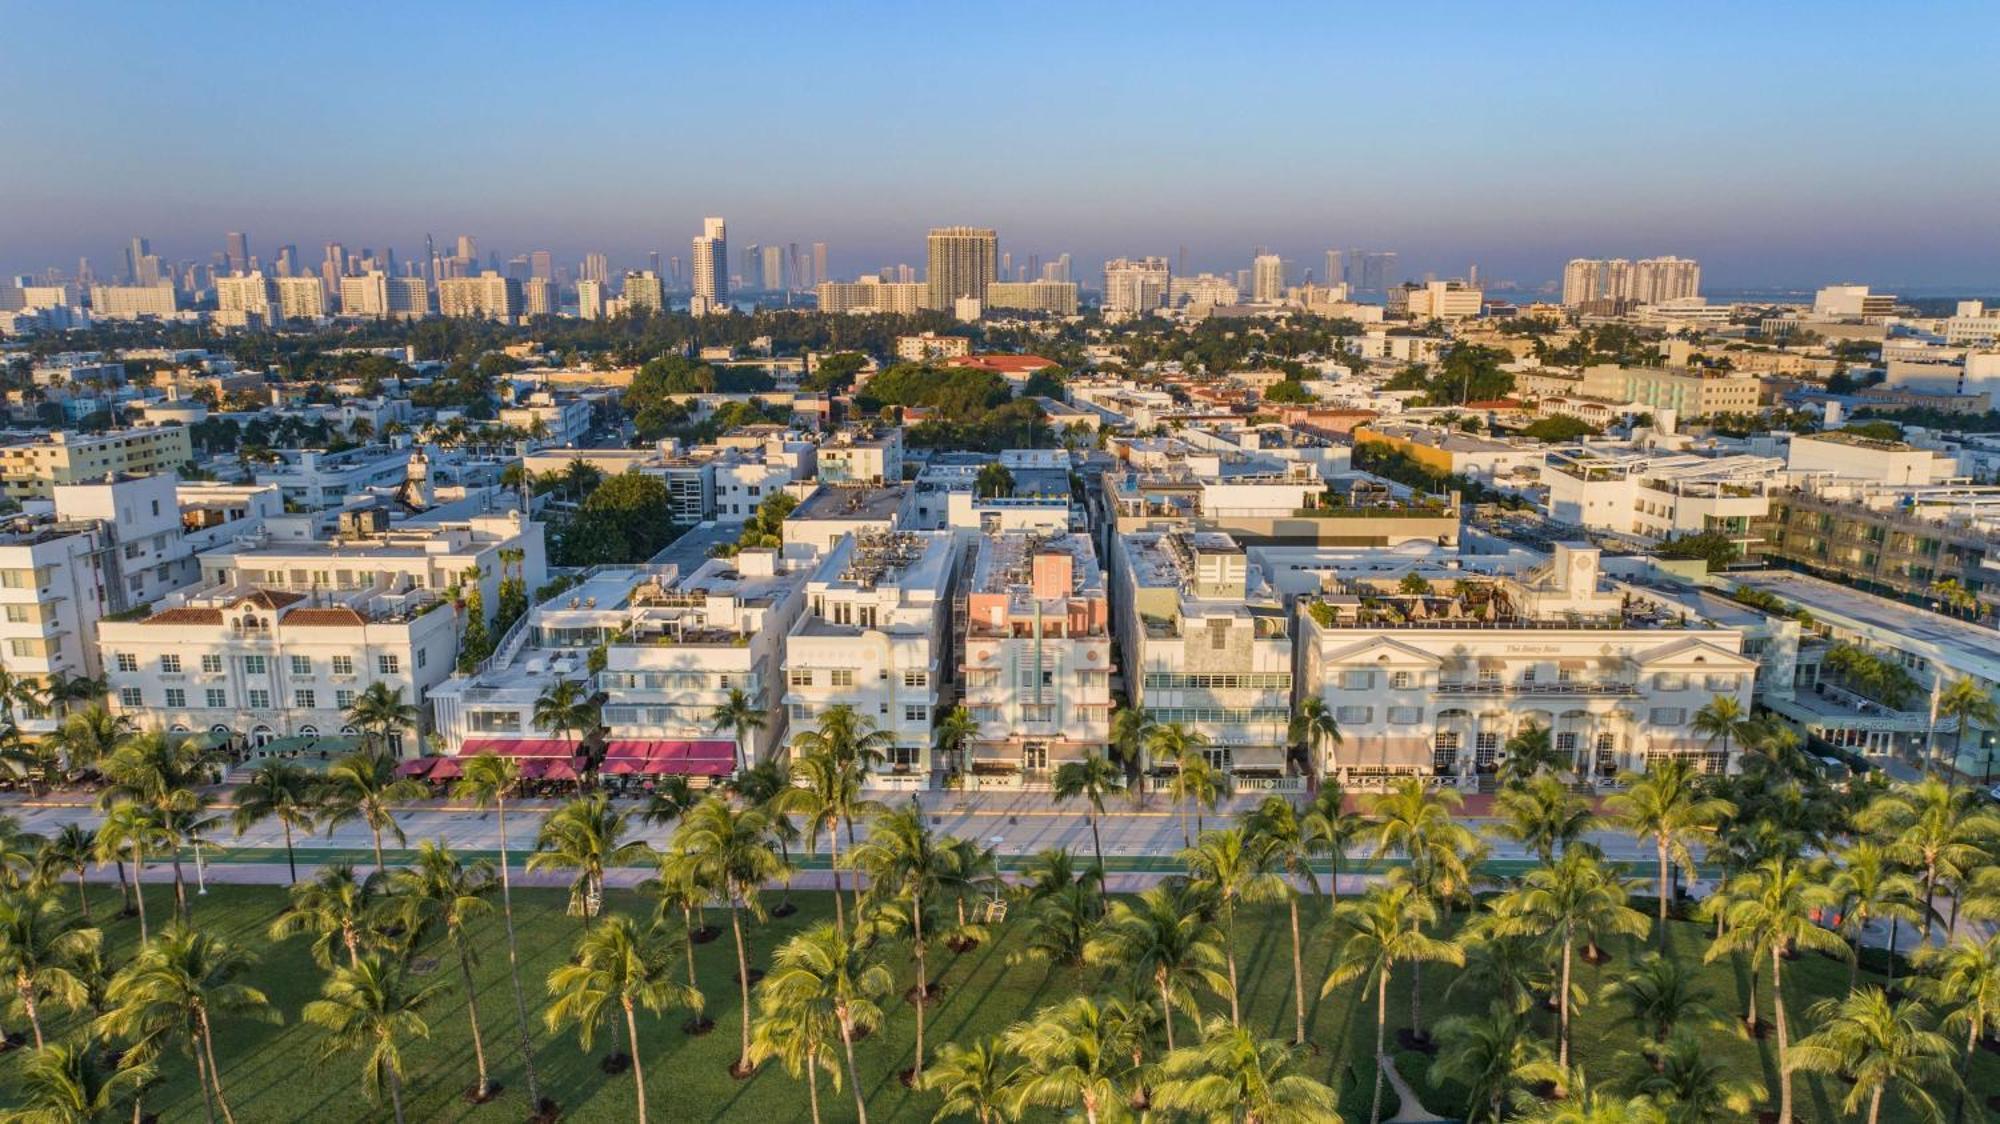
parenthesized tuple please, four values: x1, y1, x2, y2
(1298, 543, 1756, 788)
(784, 530, 959, 785)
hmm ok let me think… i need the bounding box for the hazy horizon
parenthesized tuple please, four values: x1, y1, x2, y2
(5, 1, 1997, 290)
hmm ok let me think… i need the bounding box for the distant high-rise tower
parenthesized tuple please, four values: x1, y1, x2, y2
(691, 217, 728, 314)
(926, 226, 997, 311)
(669, 256, 682, 288)
(529, 250, 554, 280)
(1103, 257, 1171, 316)
(126, 236, 159, 286)
(581, 252, 610, 286)
(1324, 250, 1345, 291)
(811, 242, 828, 289)
(761, 245, 785, 292)
(225, 232, 250, 275)
(455, 235, 477, 262)
(275, 244, 299, 277)
(1251, 253, 1284, 302)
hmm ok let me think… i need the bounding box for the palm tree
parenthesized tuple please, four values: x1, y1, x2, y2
(1625, 1030, 1760, 1123)
(761, 921, 893, 1124)
(267, 864, 379, 969)
(544, 914, 699, 1124)
(302, 956, 444, 1124)
(641, 849, 712, 1017)
(1179, 827, 1285, 1028)
(93, 803, 163, 943)
(849, 805, 960, 1085)
(1109, 705, 1157, 774)
(920, 1036, 1016, 1124)
(96, 733, 213, 917)
(1911, 933, 2000, 1124)
(783, 747, 874, 934)
(346, 683, 418, 757)
(1368, 779, 1483, 1039)
(1302, 778, 1364, 912)
(1704, 855, 1849, 1124)
(320, 751, 425, 874)
(230, 760, 318, 883)
(709, 686, 767, 776)
(1448, 918, 1551, 1018)
(1001, 996, 1132, 1124)
(1432, 1002, 1557, 1123)
(1050, 752, 1124, 894)
(1242, 795, 1319, 1045)
(672, 795, 785, 1076)
(0, 1040, 154, 1124)
(95, 926, 277, 1124)
(1859, 778, 1997, 943)
(1607, 759, 1734, 948)
(532, 678, 597, 755)
(1154, 726, 1219, 843)
(1492, 849, 1648, 1068)
(0, 889, 100, 1049)
(790, 702, 895, 778)
(1322, 878, 1466, 1124)
(1600, 953, 1719, 1045)
(0, 816, 46, 893)
(1289, 696, 1343, 778)
(1006, 850, 1103, 973)
(384, 842, 498, 1101)
(1832, 839, 1925, 992)
(33, 824, 97, 920)
(50, 705, 131, 780)
(1496, 773, 1598, 865)
(726, 760, 802, 913)
(451, 751, 541, 1110)
(1691, 695, 1750, 765)
(1087, 882, 1229, 1052)
(527, 792, 652, 924)
(1154, 1017, 1340, 1124)
(1932, 675, 1997, 784)
(38, 671, 108, 722)
(932, 705, 979, 787)
(748, 1003, 842, 1124)
(1499, 721, 1566, 787)
(1792, 987, 1956, 1124)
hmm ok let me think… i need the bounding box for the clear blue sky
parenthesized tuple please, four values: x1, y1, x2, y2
(4, 0, 1996, 290)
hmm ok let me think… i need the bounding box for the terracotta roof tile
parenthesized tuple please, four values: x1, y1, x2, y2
(143, 607, 224, 625)
(238, 590, 305, 610)
(281, 607, 367, 627)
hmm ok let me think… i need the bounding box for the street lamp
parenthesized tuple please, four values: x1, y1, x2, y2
(193, 836, 208, 895)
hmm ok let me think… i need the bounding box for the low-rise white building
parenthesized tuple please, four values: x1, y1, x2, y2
(784, 530, 960, 785)
(1540, 449, 1781, 548)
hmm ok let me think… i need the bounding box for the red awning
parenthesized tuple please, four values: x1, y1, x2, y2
(602, 757, 649, 775)
(542, 759, 580, 781)
(394, 758, 436, 778)
(460, 738, 579, 759)
(427, 758, 464, 780)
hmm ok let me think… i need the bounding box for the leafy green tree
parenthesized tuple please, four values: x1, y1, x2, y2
(671, 796, 785, 1075)
(1288, 697, 1342, 779)
(230, 761, 319, 883)
(0, 1040, 154, 1124)
(1322, 878, 1465, 1124)
(383, 842, 498, 1101)
(33, 824, 98, 921)
(849, 806, 962, 1085)
(302, 956, 444, 1124)
(1934, 675, 1998, 783)
(1302, 779, 1364, 913)
(95, 926, 277, 1124)
(267, 864, 381, 969)
(528, 792, 652, 925)
(320, 752, 425, 874)
(1599, 953, 1719, 1045)
(1623, 1031, 1759, 1124)
(1831, 839, 1924, 992)
(1492, 851, 1648, 1067)
(1086, 882, 1228, 1051)
(0, 889, 100, 1049)
(1050, 753, 1124, 894)
(1153, 1016, 1339, 1124)
(451, 752, 541, 1109)
(1432, 1002, 1557, 1123)
(1179, 827, 1285, 1028)
(1859, 779, 1997, 942)
(1000, 996, 1133, 1124)
(1241, 796, 1320, 1045)
(1495, 772, 1597, 865)
(708, 687, 767, 776)
(1607, 759, 1734, 947)
(919, 1037, 1015, 1124)
(544, 914, 699, 1124)
(1911, 933, 2000, 1124)
(345, 683, 418, 757)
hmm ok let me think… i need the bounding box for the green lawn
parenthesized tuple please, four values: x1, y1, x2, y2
(4, 881, 1994, 1123)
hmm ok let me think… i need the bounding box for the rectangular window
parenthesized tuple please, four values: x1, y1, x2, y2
(202, 654, 224, 674)
(378, 655, 400, 675)
(1705, 674, 1738, 691)
(247, 689, 271, 709)
(416, 649, 427, 669)
(116, 653, 138, 673)
(164, 688, 185, 708)
(830, 669, 855, 688)
(295, 690, 316, 709)
(1336, 705, 1372, 724)
(119, 687, 142, 707)
(244, 655, 267, 676)
(1387, 706, 1424, 725)
(1649, 707, 1687, 726)
(2, 605, 26, 623)
(1339, 670, 1374, 691)
(789, 669, 813, 688)
(902, 671, 928, 688)
(1654, 673, 1688, 691)
(336, 689, 354, 709)
(290, 655, 311, 676)
(1390, 671, 1413, 689)
(332, 656, 354, 676)
(1020, 703, 1055, 723)
(205, 688, 226, 708)
(904, 705, 929, 724)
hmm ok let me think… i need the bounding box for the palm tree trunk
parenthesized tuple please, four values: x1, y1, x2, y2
(192, 1034, 218, 1124)
(387, 1064, 406, 1124)
(913, 894, 928, 1085)
(1747, 958, 1759, 1028)
(807, 1050, 822, 1124)
(1370, 969, 1389, 1124)
(495, 800, 542, 1110)
(457, 938, 490, 1099)
(730, 900, 753, 1072)
(1224, 908, 1242, 1027)
(171, 850, 188, 920)
(1158, 976, 1177, 1052)
(1868, 1084, 1884, 1124)
(840, 1017, 869, 1124)
(1922, 865, 1938, 942)
(1558, 933, 1573, 1068)
(371, 823, 386, 875)
(828, 822, 848, 934)
(683, 908, 700, 992)
(282, 819, 297, 884)
(1656, 838, 1671, 949)
(130, 847, 149, 943)
(19, 982, 42, 1049)
(624, 996, 649, 1124)
(1886, 916, 1901, 984)
(1409, 958, 1423, 1046)
(1772, 946, 1792, 1124)
(74, 868, 91, 920)
(1089, 810, 1107, 900)
(1951, 1021, 1977, 1124)
(199, 1009, 237, 1124)
(1288, 897, 1306, 1045)
(114, 858, 131, 915)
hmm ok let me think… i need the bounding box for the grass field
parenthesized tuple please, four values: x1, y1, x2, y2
(3, 880, 1994, 1123)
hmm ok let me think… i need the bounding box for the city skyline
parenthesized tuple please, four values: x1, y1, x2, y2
(3, 1, 1997, 289)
